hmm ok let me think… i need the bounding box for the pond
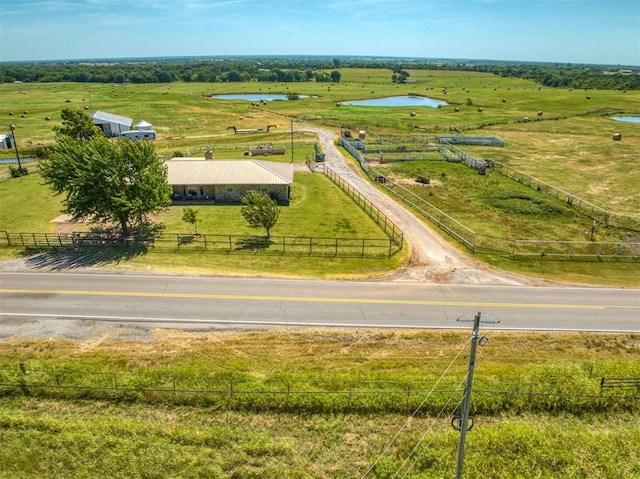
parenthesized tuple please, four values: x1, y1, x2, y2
(340, 95, 447, 108)
(212, 94, 307, 101)
(610, 116, 640, 124)
(0, 157, 35, 164)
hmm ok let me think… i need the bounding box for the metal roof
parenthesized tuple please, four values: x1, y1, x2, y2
(91, 110, 132, 126)
(165, 159, 294, 185)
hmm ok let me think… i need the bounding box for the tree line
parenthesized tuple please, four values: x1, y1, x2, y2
(1, 56, 637, 90)
(0, 57, 341, 84)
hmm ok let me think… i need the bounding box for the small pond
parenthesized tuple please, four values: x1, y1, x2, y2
(0, 157, 35, 164)
(610, 116, 640, 124)
(212, 94, 307, 101)
(340, 95, 447, 108)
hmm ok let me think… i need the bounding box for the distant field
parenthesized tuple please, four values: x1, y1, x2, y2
(0, 69, 638, 283)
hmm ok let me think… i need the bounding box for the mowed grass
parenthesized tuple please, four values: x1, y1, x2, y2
(0, 330, 638, 478)
(0, 69, 638, 283)
(0, 170, 407, 278)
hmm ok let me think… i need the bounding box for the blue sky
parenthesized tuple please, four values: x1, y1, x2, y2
(0, 0, 638, 65)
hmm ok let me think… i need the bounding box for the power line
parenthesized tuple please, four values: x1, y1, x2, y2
(360, 335, 472, 479)
(395, 378, 467, 479)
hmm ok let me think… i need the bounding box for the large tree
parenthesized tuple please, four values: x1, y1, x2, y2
(54, 108, 101, 139)
(241, 191, 280, 238)
(40, 135, 172, 237)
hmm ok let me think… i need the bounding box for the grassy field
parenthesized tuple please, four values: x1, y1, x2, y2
(0, 69, 639, 284)
(0, 330, 638, 478)
(1, 69, 639, 477)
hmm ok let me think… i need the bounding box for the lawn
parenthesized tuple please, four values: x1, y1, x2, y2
(0, 69, 638, 284)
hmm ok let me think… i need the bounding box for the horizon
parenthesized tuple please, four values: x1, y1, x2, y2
(1, 53, 637, 69)
(1, 1, 639, 66)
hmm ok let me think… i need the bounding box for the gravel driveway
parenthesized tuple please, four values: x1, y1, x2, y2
(307, 127, 533, 286)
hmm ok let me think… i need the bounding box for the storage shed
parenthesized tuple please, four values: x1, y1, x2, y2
(0, 133, 13, 149)
(91, 110, 133, 138)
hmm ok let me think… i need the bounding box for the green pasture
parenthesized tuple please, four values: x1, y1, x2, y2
(0, 69, 638, 283)
(3, 68, 638, 148)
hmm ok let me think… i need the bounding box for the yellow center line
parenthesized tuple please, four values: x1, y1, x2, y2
(1, 288, 632, 310)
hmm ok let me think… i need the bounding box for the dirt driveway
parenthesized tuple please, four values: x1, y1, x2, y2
(306, 127, 535, 286)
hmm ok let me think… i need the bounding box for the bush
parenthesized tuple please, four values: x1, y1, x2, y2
(9, 166, 28, 177)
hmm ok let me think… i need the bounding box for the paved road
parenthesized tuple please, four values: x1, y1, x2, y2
(1, 272, 638, 335)
(1, 129, 637, 338)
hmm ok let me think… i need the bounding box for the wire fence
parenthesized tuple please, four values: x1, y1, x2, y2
(1, 364, 636, 414)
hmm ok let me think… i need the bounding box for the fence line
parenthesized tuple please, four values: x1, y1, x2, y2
(338, 136, 640, 261)
(0, 230, 402, 259)
(323, 167, 403, 248)
(343, 130, 639, 231)
(1, 365, 635, 414)
(488, 159, 640, 230)
(437, 140, 488, 174)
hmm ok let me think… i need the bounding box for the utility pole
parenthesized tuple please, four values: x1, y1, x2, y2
(8, 124, 22, 171)
(290, 117, 294, 163)
(455, 311, 483, 479)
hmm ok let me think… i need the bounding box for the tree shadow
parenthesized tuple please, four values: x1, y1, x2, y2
(21, 244, 148, 270)
(234, 236, 273, 252)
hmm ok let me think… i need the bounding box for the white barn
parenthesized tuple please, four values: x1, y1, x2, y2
(91, 111, 132, 138)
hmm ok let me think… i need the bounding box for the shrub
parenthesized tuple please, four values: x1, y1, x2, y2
(9, 166, 28, 177)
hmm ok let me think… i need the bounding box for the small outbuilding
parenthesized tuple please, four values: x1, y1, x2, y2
(134, 120, 153, 131)
(91, 110, 133, 138)
(0, 133, 13, 149)
(165, 158, 294, 203)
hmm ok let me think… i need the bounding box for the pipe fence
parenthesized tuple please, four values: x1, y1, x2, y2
(488, 159, 640, 230)
(0, 230, 402, 259)
(339, 136, 640, 261)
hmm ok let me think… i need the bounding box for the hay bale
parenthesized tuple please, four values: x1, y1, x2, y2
(613, 133, 622, 141)
(477, 107, 483, 112)
(410, 111, 416, 117)
(537, 111, 543, 117)
(454, 107, 460, 112)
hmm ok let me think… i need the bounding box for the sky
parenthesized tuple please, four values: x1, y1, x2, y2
(0, 0, 638, 65)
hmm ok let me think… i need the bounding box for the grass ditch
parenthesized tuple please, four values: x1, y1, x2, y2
(0, 330, 638, 478)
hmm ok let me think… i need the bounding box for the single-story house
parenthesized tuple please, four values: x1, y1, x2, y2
(92, 110, 132, 138)
(165, 158, 294, 203)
